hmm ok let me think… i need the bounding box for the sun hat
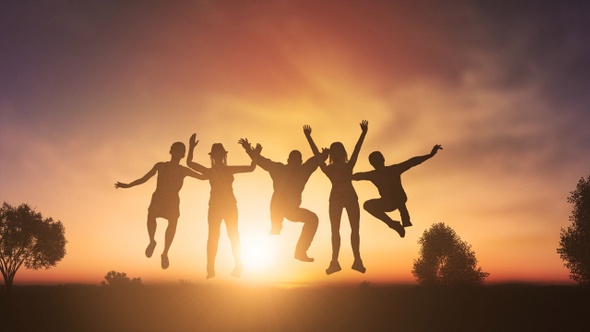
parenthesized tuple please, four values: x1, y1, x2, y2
(209, 143, 227, 155)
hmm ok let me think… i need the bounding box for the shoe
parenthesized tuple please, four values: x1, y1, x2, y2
(402, 220, 413, 227)
(145, 241, 156, 258)
(387, 221, 405, 238)
(352, 259, 366, 273)
(161, 254, 169, 269)
(295, 252, 314, 262)
(325, 260, 342, 275)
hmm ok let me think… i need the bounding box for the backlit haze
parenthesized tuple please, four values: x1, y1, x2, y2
(1, 1, 589, 286)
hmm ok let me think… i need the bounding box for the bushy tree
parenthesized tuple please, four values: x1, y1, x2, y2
(412, 222, 489, 286)
(0, 202, 66, 294)
(557, 175, 590, 285)
(101, 270, 142, 287)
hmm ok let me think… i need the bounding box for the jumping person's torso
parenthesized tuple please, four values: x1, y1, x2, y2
(209, 166, 236, 205)
(270, 164, 313, 205)
(325, 163, 357, 202)
(372, 166, 406, 202)
(154, 162, 185, 197)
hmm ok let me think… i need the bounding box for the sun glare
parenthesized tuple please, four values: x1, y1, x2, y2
(241, 233, 276, 272)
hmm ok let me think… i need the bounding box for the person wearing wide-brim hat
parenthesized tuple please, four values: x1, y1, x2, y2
(187, 133, 258, 279)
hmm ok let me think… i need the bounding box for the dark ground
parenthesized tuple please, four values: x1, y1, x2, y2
(1, 283, 589, 332)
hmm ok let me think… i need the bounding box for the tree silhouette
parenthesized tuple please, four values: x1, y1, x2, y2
(101, 270, 142, 287)
(557, 174, 590, 286)
(0, 202, 66, 294)
(412, 222, 489, 286)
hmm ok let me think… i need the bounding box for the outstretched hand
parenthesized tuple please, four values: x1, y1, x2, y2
(238, 138, 251, 151)
(114, 181, 129, 189)
(253, 143, 262, 155)
(431, 144, 443, 156)
(303, 125, 312, 136)
(189, 133, 199, 148)
(360, 120, 368, 133)
(239, 138, 262, 155)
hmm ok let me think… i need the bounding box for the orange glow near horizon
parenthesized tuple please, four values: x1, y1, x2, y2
(2, 1, 588, 288)
(6, 98, 578, 286)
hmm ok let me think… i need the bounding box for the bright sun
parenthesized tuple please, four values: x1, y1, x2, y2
(241, 233, 276, 272)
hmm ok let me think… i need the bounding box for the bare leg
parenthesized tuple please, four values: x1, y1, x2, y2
(400, 204, 412, 227)
(225, 205, 243, 277)
(207, 207, 223, 279)
(269, 202, 283, 235)
(287, 207, 318, 262)
(145, 215, 157, 258)
(363, 199, 405, 238)
(326, 203, 343, 275)
(160, 218, 177, 269)
(347, 203, 365, 273)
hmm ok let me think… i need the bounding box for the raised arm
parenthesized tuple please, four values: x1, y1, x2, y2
(303, 125, 327, 172)
(239, 138, 255, 158)
(349, 120, 368, 167)
(398, 144, 443, 172)
(115, 163, 158, 189)
(239, 138, 277, 172)
(186, 133, 209, 174)
(302, 148, 329, 176)
(303, 125, 321, 156)
(227, 141, 261, 173)
(250, 151, 277, 172)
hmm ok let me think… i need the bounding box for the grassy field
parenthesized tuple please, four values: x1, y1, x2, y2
(2, 283, 589, 331)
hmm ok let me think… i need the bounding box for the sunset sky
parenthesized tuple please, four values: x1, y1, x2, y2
(1, 1, 589, 286)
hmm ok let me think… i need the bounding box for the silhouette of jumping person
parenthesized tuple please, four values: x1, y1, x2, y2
(187, 134, 257, 279)
(352, 144, 443, 238)
(304, 121, 368, 275)
(115, 141, 207, 269)
(239, 137, 328, 262)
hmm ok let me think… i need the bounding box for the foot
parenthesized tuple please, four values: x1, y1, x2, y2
(231, 264, 243, 278)
(387, 221, 405, 238)
(161, 254, 169, 269)
(352, 259, 366, 273)
(206, 269, 215, 279)
(402, 219, 413, 227)
(269, 227, 281, 235)
(325, 260, 342, 275)
(145, 241, 157, 258)
(295, 252, 314, 262)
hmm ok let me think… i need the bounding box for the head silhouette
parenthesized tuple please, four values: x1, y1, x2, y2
(329, 142, 348, 164)
(369, 151, 385, 169)
(287, 150, 303, 166)
(170, 142, 186, 159)
(209, 143, 228, 166)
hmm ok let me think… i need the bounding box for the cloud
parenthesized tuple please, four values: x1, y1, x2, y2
(2, 0, 589, 284)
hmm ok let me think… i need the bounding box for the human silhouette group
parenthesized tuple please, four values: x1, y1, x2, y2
(115, 121, 442, 277)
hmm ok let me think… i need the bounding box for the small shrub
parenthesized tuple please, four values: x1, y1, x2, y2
(101, 270, 142, 287)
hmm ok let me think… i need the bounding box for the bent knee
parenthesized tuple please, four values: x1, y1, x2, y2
(363, 200, 377, 212)
(307, 213, 319, 226)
